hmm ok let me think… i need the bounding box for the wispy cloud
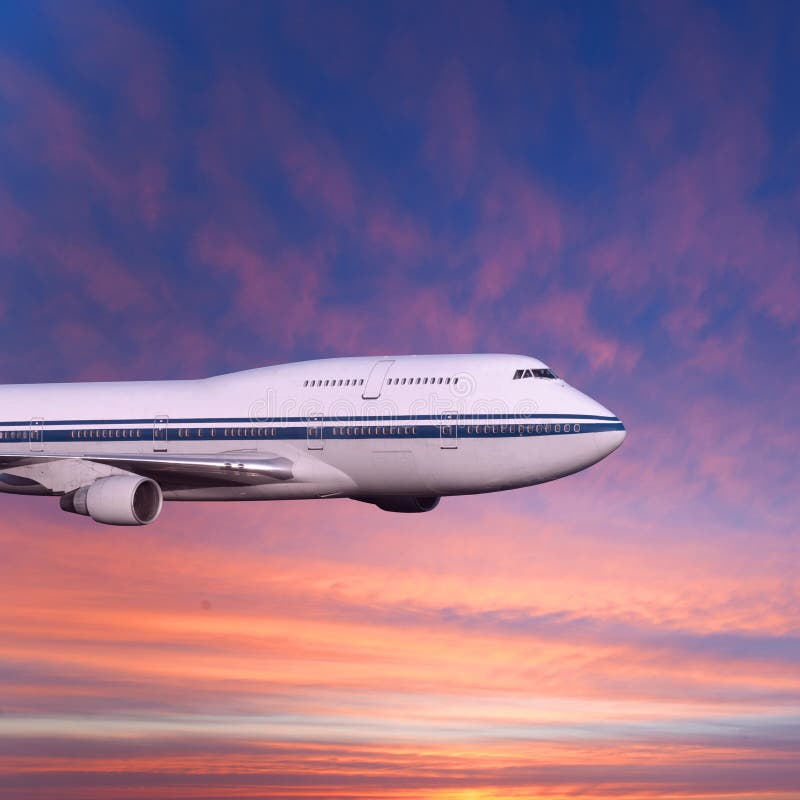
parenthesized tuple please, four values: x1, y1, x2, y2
(0, 1, 799, 798)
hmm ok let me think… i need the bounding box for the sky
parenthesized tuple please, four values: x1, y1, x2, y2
(1, 0, 799, 798)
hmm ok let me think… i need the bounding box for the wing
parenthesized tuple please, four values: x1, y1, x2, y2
(0, 452, 293, 489)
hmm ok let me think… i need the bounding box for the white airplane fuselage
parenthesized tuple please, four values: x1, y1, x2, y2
(0, 354, 626, 524)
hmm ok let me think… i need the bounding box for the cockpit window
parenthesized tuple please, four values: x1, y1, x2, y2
(513, 368, 559, 380)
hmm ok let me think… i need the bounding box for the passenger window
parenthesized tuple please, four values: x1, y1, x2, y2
(445, 377, 451, 384)
(437, 377, 443, 384)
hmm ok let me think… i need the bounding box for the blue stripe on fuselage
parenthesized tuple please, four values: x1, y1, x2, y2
(1, 418, 624, 444)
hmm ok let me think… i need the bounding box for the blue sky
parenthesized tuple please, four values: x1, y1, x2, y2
(1, 2, 799, 798)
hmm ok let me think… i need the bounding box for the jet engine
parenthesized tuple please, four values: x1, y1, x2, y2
(361, 495, 440, 513)
(60, 476, 163, 526)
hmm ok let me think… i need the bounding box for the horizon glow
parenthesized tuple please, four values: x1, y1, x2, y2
(1, 2, 799, 798)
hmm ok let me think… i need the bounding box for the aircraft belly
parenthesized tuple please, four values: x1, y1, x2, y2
(318, 439, 429, 495)
(519, 434, 606, 484)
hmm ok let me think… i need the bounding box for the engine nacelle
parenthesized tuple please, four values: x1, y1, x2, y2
(362, 495, 441, 513)
(60, 476, 163, 526)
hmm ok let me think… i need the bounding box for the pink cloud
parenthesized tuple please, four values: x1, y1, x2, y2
(755, 258, 800, 327)
(518, 287, 641, 373)
(67, 10, 169, 121)
(577, 3, 785, 346)
(0, 46, 172, 229)
(278, 137, 358, 220)
(468, 171, 563, 303)
(424, 61, 479, 193)
(0, 188, 29, 257)
(0, 56, 121, 199)
(199, 73, 358, 222)
(364, 206, 431, 260)
(193, 225, 326, 354)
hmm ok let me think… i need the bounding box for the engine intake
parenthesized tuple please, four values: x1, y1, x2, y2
(60, 476, 163, 526)
(361, 495, 440, 513)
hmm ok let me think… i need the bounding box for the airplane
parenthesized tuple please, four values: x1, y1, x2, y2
(0, 354, 626, 525)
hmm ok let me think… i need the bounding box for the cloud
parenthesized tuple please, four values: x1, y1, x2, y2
(1, 3, 800, 798)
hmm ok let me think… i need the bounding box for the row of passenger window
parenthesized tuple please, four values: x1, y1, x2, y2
(56, 428, 283, 440)
(386, 376, 458, 386)
(175, 428, 279, 438)
(303, 376, 460, 388)
(1, 422, 581, 441)
(466, 423, 580, 434)
(305, 378, 365, 387)
(328, 426, 417, 436)
(324, 423, 581, 436)
(71, 429, 144, 439)
(0, 431, 29, 440)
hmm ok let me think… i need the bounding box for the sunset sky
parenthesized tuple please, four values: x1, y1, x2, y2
(1, 1, 800, 798)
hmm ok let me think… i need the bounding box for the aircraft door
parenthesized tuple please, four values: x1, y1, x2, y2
(440, 412, 458, 449)
(362, 360, 394, 400)
(154, 415, 169, 452)
(307, 416, 324, 450)
(29, 418, 44, 452)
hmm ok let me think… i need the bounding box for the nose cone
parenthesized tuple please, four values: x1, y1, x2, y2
(561, 385, 627, 461)
(594, 421, 626, 459)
